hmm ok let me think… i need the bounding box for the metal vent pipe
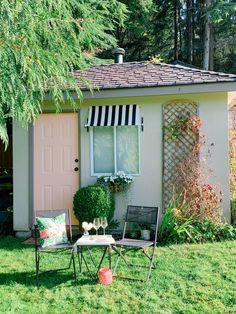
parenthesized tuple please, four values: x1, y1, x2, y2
(114, 48, 125, 64)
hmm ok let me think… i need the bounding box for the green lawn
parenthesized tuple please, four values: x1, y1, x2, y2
(0, 236, 235, 314)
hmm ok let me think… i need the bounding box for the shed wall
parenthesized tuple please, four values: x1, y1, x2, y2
(13, 91, 230, 231)
(80, 92, 230, 223)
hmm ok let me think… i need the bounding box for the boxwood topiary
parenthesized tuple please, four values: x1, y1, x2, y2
(73, 184, 114, 224)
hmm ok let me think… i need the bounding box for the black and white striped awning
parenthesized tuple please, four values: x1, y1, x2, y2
(85, 105, 140, 127)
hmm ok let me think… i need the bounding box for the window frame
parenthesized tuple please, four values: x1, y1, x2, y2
(90, 125, 141, 176)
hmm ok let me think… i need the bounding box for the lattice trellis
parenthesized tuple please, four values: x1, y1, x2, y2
(162, 100, 199, 210)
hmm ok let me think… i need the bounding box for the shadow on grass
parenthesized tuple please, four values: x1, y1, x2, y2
(0, 235, 34, 251)
(0, 270, 97, 288)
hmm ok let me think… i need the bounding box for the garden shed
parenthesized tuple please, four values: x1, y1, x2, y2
(12, 57, 236, 235)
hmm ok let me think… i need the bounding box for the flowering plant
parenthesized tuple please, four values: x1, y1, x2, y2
(186, 115, 202, 134)
(97, 171, 133, 192)
(165, 114, 202, 140)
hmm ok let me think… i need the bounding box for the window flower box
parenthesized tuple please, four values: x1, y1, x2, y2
(97, 171, 134, 193)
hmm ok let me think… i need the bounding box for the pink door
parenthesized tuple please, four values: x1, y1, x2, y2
(34, 113, 79, 225)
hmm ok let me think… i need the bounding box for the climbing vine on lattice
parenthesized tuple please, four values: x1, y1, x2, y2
(162, 100, 199, 210)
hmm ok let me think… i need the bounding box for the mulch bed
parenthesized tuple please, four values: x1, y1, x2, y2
(23, 237, 37, 245)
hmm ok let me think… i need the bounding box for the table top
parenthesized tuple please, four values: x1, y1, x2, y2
(75, 234, 115, 246)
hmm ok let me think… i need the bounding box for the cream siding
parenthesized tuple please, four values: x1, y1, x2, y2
(80, 92, 230, 223)
(13, 122, 32, 231)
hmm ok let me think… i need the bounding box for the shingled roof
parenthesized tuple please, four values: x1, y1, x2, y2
(73, 61, 236, 91)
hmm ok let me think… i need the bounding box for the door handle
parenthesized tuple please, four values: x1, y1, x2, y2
(74, 167, 79, 172)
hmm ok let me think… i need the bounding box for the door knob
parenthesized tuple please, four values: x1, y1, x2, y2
(75, 158, 79, 162)
(74, 167, 79, 171)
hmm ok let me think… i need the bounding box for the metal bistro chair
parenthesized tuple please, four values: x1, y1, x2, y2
(33, 209, 76, 287)
(113, 205, 159, 282)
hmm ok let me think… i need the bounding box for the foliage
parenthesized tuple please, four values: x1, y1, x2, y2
(161, 113, 228, 244)
(97, 171, 133, 193)
(0, 0, 127, 146)
(2, 0, 236, 148)
(112, 0, 155, 61)
(152, 0, 173, 62)
(231, 198, 236, 225)
(209, 0, 236, 23)
(175, 174, 223, 222)
(100, 0, 236, 74)
(165, 114, 201, 140)
(229, 108, 236, 225)
(0, 236, 236, 313)
(229, 113, 236, 198)
(164, 112, 222, 222)
(138, 223, 152, 231)
(191, 219, 236, 242)
(95, 182, 118, 229)
(169, 131, 223, 222)
(73, 185, 114, 224)
(159, 206, 236, 244)
(159, 206, 196, 244)
(150, 54, 164, 64)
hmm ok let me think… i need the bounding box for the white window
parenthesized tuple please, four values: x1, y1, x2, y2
(91, 126, 140, 175)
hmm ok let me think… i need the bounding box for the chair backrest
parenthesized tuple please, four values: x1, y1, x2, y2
(126, 206, 158, 225)
(34, 208, 72, 242)
(123, 205, 159, 241)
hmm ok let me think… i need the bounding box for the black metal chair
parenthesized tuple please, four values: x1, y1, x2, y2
(33, 208, 77, 287)
(113, 205, 159, 282)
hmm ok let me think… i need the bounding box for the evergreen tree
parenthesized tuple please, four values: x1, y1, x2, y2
(0, 0, 127, 146)
(114, 0, 155, 61)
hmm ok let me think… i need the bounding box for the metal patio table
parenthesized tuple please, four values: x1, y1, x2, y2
(74, 235, 115, 279)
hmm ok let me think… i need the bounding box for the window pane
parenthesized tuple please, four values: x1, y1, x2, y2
(93, 127, 114, 173)
(116, 126, 139, 174)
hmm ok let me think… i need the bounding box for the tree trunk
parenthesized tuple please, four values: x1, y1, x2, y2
(174, 0, 179, 60)
(209, 25, 214, 70)
(203, 0, 211, 70)
(178, 1, 183, 60)
(187, 0, 193, 64)
(192, 0, 195, 64)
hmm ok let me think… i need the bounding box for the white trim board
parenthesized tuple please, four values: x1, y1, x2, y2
(44, 82, 236, 101)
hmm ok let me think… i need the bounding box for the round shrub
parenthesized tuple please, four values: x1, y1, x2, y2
(73, 185, 113, 224)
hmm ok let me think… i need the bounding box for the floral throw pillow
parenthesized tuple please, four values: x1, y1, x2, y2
(36, 213, 68, 248)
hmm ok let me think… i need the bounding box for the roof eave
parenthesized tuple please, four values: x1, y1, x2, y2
(44, 81, 236, 101)
(77, 81, 236, 99)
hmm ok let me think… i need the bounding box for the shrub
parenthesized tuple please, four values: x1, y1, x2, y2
(191, 219, 236, 242)
(231, 198, 236, 225)
(158, 206, 195, 244)
(160, 117, 233, 244)
(159, 206, 236, 244)
(171, 154, 223, 222)
(73, 185, 114, 224)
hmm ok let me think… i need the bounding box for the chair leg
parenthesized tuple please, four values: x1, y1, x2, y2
(35, 250, 40, 287)
(77, 249, 82, 273)
(80, 252, 95, 279)
(71, 250, 77, 280)
(145, 248, 156, 282)
(87, 248, 97, 268)
(113, 252, 121, 275)
(68, 249, 73, 269)
(67, 248, 77, 280)
(113, 246, 129, 275)
(97, 247, 108, 271)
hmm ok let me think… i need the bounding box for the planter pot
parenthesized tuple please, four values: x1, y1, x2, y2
(141, 229, 151, 241)
(98, 268, 112, 285)
(110, 184, 123, 193)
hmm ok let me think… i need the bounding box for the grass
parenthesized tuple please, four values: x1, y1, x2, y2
(0, 236, 235, 314)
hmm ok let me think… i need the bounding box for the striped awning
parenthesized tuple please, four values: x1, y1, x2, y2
(85, 104, 140, 127)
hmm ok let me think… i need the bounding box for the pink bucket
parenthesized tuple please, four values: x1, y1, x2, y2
(98, 268, 112, 285)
